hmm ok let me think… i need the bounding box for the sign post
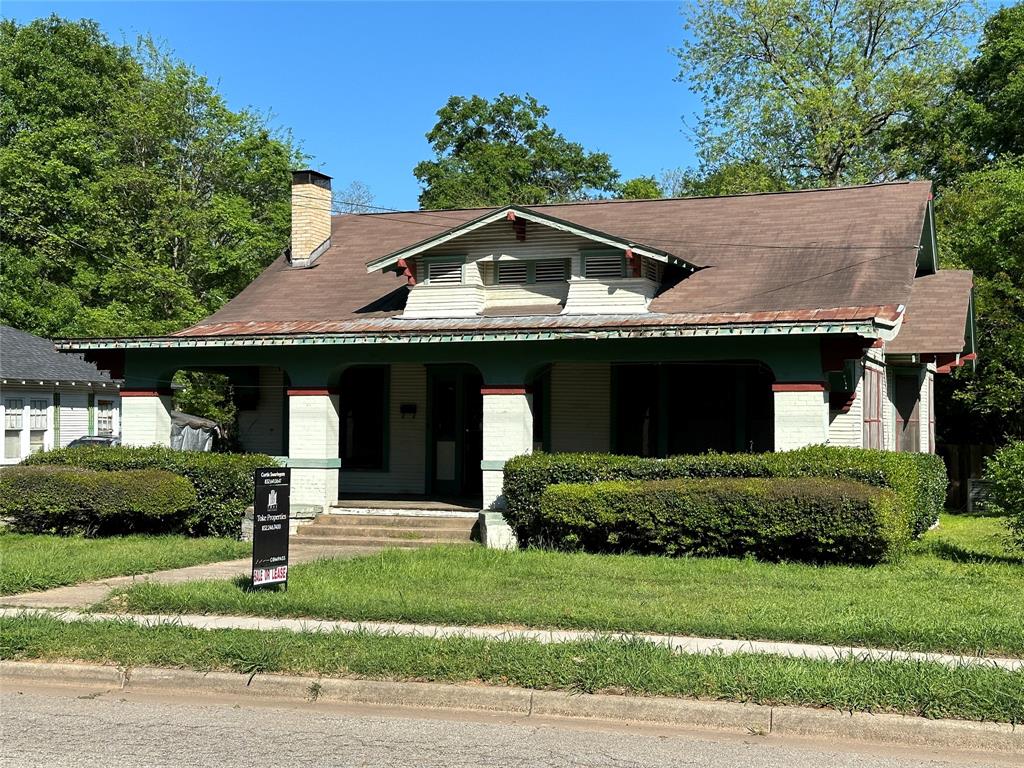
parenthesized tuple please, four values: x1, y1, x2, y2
(251, 467, 290, 589)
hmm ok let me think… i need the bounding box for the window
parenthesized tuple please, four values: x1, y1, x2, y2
(340, 366, 389, 471)
(97, 400, 114, 434)
(426, 261, 462, 285)
(641, 258, 663, 283)
(533, 260, 568, 283)
(4, 398, 23, 460)
(29, 399, 48, 454)
(583, 253, 625, 279)
(862, 366, 883, 449)
(497, 262, 529, 285)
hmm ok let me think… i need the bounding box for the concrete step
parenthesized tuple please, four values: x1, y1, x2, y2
(317, 514, 477, 531)
(289, 534, 475, 549)
(295, 524, 473, 542)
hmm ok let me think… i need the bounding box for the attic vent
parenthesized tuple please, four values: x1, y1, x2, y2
(534, 259, 569, 283)
(642, 258, 663, 283)
(497, 262, 529, 285)
(584, 254, 625, 280)
(427, 261, 463, 285)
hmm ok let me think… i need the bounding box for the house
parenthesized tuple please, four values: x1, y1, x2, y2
(57, 172, 975, 525)
(1, 325, 121, 463)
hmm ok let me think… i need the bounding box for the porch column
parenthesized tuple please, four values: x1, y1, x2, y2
(772, 382, 829, 450)
(287, 387, 340, 514)
(480, 384, 534, 510)
(119, 389, 173, 447)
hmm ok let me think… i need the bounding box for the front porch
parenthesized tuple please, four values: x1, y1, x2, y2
(110, 332, 867, 515)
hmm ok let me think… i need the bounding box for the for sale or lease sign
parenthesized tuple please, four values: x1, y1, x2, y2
(252, 467, 290, 588)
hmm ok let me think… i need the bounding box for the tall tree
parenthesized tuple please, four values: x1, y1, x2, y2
(0, 16, 299, 339)
(677, 0, 978, 188)
(414, 93, 619, 209)
(618, 176, 664, 200)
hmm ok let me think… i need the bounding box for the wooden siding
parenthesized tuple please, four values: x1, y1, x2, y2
(237, 367, 285, 456)
(341, 363, 426, 494)
(562, 277, 658, 315)
(827, 362, 864, 448)
(549, 362, 610, 453)
(57, 389, 89, 447)
(403, 284, 485, 318)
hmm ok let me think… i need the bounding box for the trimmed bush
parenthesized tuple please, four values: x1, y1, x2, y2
(982, 441, 1024, 548)
(0, 465, 197, 536)
(539, 477, 909, 564)
(505, 446, 946, 545)
(24, 446, 278, 537)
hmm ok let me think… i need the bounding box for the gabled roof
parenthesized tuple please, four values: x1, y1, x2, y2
(182, 181, 935, 335)
(886, 271, 974, 355)
(0, 325, 116, 383)
(364, 205, 690, 273)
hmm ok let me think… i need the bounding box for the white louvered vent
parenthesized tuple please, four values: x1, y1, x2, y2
(584, 254, 624, 279)
(497, 262, 529, 284)
(534, 259, 568, 283)
(427, 261, 463, 285)
(642, 258, 663, 283)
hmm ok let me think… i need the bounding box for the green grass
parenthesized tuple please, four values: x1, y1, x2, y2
(0, 533, 251, 595)
(106, 514, 1023, 657)
(2, 615, 1020, 723)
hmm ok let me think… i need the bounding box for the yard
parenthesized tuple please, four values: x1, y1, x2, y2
(106, 514, 1024, 657)
(0, 533, 251, 595)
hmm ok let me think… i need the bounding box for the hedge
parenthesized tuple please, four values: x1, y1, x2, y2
(539, 477, 908, 564)
(0, 465, 197, 536)
(982, 440, 1024, 548)
(505, 446, 946, 545)
(24, 446, 279, 537)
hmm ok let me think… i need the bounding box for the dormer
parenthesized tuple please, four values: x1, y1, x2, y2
(365, 206, 692, 319)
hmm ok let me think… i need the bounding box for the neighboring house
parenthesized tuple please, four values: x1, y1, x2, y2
(58, 172, 975, 514)
(1, 325, 121, 464)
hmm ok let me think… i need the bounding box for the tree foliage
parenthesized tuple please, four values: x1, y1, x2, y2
(414, 93, 620, 209)
(0, 16, 300, 339)
(618, 176, 664, 200)
(677, 0, 978, 187)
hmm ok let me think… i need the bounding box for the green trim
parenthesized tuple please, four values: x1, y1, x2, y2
(55, 320, 885, 351)
(52, 392, 61, 446)
(272, 457, 342, 469)
(480, 459, 506, 470)
(87, 393, 95, 436)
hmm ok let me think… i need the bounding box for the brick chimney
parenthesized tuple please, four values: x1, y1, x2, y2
(290, 169, 332, 266)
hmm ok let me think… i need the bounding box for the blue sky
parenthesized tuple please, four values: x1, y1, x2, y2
(4, 1, 698, 210)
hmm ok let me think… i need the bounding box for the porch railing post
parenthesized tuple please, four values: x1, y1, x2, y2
(480, 384, 534, 511)
(286, 387, 340, 514)
(120, 389, 173, 447)
(771, 382, 829, 450)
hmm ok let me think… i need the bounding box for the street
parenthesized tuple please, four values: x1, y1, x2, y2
(0, 684, 1013, 768)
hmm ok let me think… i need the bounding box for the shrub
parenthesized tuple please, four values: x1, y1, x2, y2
(0, 465, 197, 536)
(504, 446, 946, 545)
(539, 477, 908, 564)
(24, 446, 279, 537)
(982, 441, 1024, 548)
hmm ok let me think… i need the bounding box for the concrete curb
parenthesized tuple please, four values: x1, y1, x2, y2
(2, 606, 1020, 672)
(1, 660, 1019, 754)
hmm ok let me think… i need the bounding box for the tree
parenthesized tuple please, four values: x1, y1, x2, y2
(676, 0, 979, 188)
(618, 176, 663, 199)
(663, 161, 788, 198)
(333, 180, 376, 214)
(0, 16, 299, 339)
(414, 93, 619, 209)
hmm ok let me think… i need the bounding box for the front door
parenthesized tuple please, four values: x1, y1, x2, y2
(428, 367, 483, 500)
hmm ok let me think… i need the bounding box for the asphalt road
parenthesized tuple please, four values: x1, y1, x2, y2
(0, 685, 1013, 768)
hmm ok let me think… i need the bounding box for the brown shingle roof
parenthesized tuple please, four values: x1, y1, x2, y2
(886, 270, 973, 355)
(189, 181, 933, 334)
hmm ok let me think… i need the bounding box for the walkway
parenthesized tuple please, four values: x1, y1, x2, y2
(0, 544, 381, 610)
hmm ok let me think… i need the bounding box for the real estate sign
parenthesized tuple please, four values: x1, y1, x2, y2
(252, 467, 290, 588)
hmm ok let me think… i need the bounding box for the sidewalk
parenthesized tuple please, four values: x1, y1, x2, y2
(0, 544, 381, 610)
(2, 605, 1019, 671)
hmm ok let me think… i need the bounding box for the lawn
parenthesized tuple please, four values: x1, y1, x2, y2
(0, 533, 251, 595)
(2, 615, 1021, 723)
(107, 514, 1023, 657)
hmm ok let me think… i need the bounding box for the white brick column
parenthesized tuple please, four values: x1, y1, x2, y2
(772, 382, 829, 451)
(119, 389, 173, 447)
(287, 388, 340, 513)
(480, 385, 534, 510)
